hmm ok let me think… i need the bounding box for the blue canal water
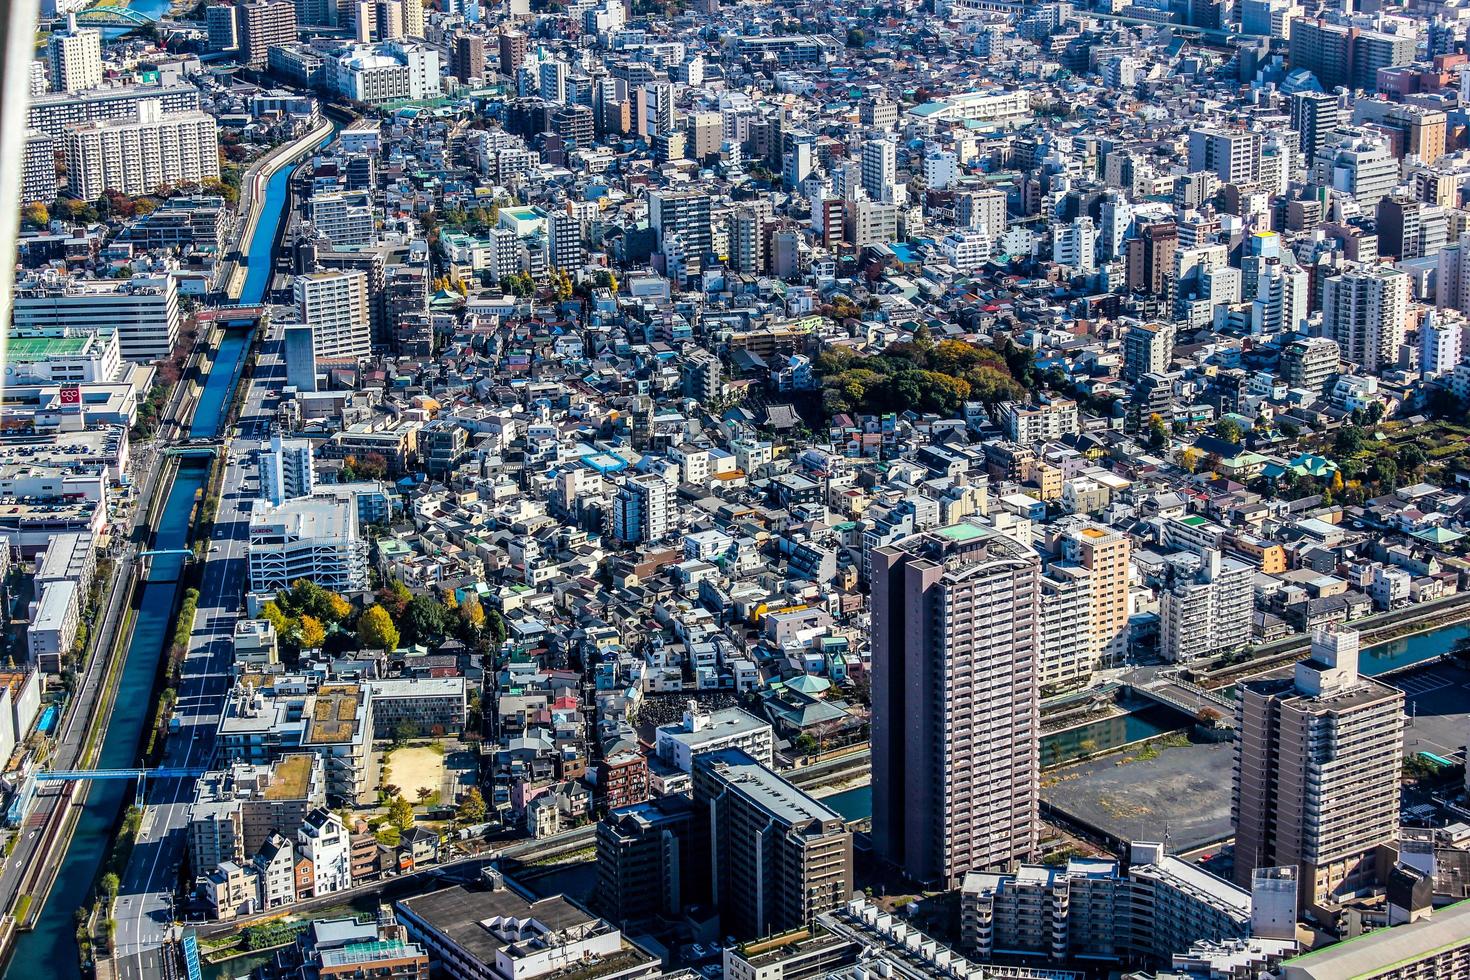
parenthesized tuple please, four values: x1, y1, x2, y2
(7, 459, 211, 980)
(189, 130, 316, 440)
(189, 329, 250, 440)
(819, 625, 1467, 825)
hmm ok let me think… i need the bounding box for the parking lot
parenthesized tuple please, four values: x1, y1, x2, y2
(1389, 661, 1470, 764)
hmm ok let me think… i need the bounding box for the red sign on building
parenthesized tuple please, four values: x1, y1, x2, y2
(59, 385, 81, 406)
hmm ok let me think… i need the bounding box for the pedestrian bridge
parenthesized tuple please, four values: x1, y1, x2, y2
(7, 767, 207, 826)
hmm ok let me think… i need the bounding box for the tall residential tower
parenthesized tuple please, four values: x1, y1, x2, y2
(871, 522, 1041, 887)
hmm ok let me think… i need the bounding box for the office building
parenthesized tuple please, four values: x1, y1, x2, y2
(1311, 129, 1399, 206)
(47, 16, 103, 94)
(693, 748, 853, 941)
(1233, 626, 1405, 910)
(1289, 91, 1342, 159)
(239, 1, 299, 70)
(65, 101, 220, 200)
(260, 433, 316, 506)
(248, 495, 370, 595)
(1187, 127, 1261, 186)
(1322, 265, 1409, 371)
(295, 270, 371, 361)
(12, 273, 181, 363)
(871, 522, 1041, 887)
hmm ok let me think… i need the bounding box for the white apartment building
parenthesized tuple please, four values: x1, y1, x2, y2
(654, 704, 775, 772)
(1039, 566, 1093, 690)
(939, 231, 991, 271)
(307, 190, 376, 248)
(47, 18, 103, 94)
(65, 101, 221, 200)
(294, 270, 371, 360)
(296, 810, 351, 896)
(248, 495, 369, 595)
(609, 473, 676, 543)
(1160, 550, 1254, 662)
(12, 273, 181, 363)
(260, 433, 316, 506)
(323, 41, 441, 105)
(999, 397, 1081, 443)
(23, 131, 58, 205)
(1322, 266, 1409, 372)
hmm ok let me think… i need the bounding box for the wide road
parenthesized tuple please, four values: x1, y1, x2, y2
(113, 319, 287, 979)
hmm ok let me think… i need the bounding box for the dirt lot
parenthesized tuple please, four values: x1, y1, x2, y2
(1041, 739, 1236, 853)
(386, 745, 447, 799)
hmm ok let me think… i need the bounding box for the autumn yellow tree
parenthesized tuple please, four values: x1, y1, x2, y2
(358, 605, 400, 652)
(299, 614, 326, 650)
(460, 594, 486, 632)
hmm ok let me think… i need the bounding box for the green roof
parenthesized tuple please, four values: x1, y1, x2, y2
(936, 522, 989, 542)
(7, 335, 93, 360)
(1180, 515, 1209, 527)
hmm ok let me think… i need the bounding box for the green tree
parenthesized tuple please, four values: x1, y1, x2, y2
(404, 593, 452, 643)
(846, 26, 866, 46)
(358, 605, 400, 652)
(1398, 444, 1428, 476)
(388, 795, 415, 832)
(457, 787, 487, 824)
(1147, 413, 1169, 451)
(100, 872, 120, 901)
(1214, 418, 1243, 444)
(485, 609, 508, 648)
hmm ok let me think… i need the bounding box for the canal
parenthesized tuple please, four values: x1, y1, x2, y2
(9, 125, 323, 977)
(189, 130, 311, 441)
(6, 459, 211, 980)
(820, 623, 1470, 825)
